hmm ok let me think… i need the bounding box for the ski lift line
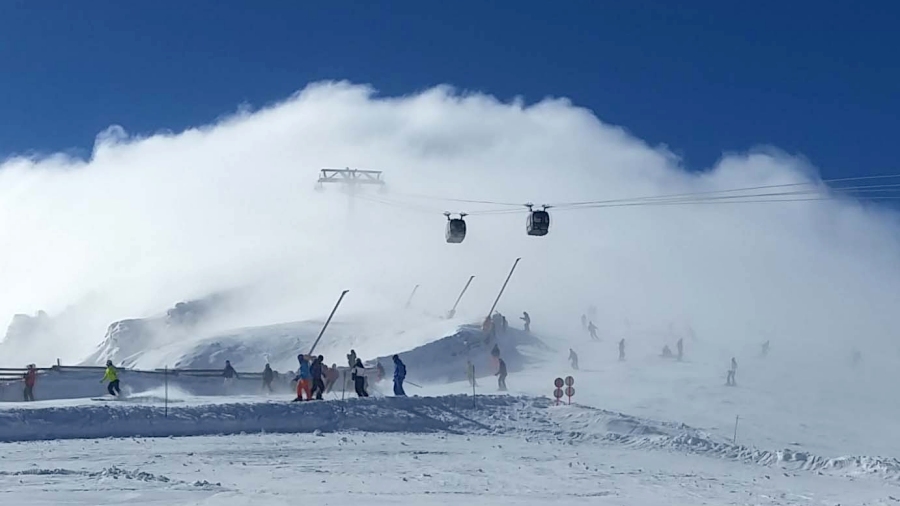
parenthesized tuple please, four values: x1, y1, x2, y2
(390, 191, 523, 207)
(550, 195, 900, 212)
(545, 174, 900, 209)
(551, 183, 900, 209)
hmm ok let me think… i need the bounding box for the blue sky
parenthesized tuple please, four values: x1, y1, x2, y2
(1, 1, 897, 177)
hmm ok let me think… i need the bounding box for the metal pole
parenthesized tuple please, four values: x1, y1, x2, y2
(472, 365, 476, 409)
(164, 365, 168, 418)
(405, 284, 420, 309)
(448, 275, 475, 318)
(487, 258, 521, 317)
(733, 415, 739, 444)
(309, 290, 350, 356)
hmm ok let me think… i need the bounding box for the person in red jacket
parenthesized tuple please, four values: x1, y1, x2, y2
(23, 364, 36, 402)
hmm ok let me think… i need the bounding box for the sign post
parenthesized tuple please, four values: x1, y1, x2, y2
(564, 376, 575, 405)
(553, 377, 564, 406)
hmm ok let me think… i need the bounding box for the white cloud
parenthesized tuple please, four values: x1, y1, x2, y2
(1, 80, 899, 369)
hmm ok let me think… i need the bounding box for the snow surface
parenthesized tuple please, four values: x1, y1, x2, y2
(1, 395, 897, 504)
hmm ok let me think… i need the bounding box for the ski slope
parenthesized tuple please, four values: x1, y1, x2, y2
(0, 395, 896, 505)
(3, 313, 900, 504)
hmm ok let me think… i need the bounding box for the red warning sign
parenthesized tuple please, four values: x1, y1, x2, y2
(553, 388, 564, 399)
(565, 376, 575, 387)
(554, 377, 564, 388)
(565, 386, 575, 397)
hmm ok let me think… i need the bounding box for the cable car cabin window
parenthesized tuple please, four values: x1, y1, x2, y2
(527, 211, 550, 236)
(446, 219, 467, 243)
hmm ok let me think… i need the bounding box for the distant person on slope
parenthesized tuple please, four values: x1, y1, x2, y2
(262, 364, 275, 393)
(310, 355, 326, 400)
(587, 321, 599, 341)
(496, 357, 508, 392)
(392, 355, 407, 397)
(726, 357, 738, 386)
(101, 360, 121, 397)
(568, 349, 579, 370)
(490, 344, 501, 373)
(661, 345, 674, 359)
(292, 354, 313, 402)
(618, 339, 626, 361)
(223, 360, 239, 386)
(351, 359, 368, 398)
(23, 364, 36, 402)
(521, 312, 531, 333)
(375, 361, 386, 382)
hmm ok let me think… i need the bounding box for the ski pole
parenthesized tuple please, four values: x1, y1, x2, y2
(405, 380, 423, 388)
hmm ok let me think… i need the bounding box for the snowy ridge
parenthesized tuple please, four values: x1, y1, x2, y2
(549, 404, 900, 481)
(0, 466, 223, 490)
(0, 395, 539, 443)
(3, 394, 900, 484)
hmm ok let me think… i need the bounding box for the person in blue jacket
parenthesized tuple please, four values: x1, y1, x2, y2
(392, 354, 407, 396)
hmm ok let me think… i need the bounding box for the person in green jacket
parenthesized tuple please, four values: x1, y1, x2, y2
(101, 360, 121, 396)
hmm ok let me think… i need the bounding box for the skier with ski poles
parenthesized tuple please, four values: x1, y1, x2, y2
(101, 360, 121, 397)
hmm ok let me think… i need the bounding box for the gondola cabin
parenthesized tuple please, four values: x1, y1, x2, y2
(445, 212, 468, 243)
(526, 207, 550, 236)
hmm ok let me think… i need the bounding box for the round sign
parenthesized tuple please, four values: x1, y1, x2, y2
(554, 377, 564, 388)
(553, 388, 564, 399)
(565, 376, 575, 387)
(565, 386, 575, 397)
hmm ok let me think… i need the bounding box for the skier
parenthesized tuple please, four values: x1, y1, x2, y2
(392, 354, 407, 396)
(490, 343, 501, 372)
(101, 360, 121, 397)
(495, 357, 508, 391)
(661, 345, 674, 358)
(581, 314, 587, 330)
(310, 355, 326, 400)
(351, 358, 368, 397)
(262, 364, 274, 393)
(375, 361, 386, 382)
(760, 340, 770, 358)
(347, 349, 357, 368)
(466, 360, 477, 387)
(223, 360, 239, 386)
(324, 363, 340, 393)
(568, 349, 579, 370)
(726, 357, 737, 386)
(23, 364, 36, 402)
(521, 312, 531, 333)
(292, 354, 312, 402)
(587, 321, 599, 341)
(676, 338, 684, 361)
(618, 338, 626, 361)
